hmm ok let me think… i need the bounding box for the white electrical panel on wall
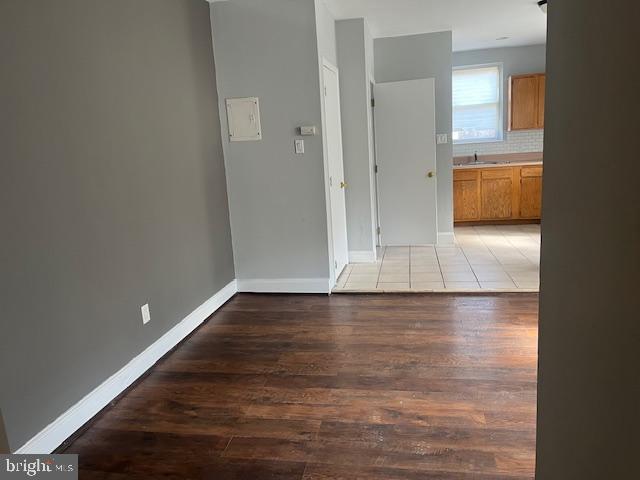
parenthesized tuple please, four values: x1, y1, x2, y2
(226, 97, 262, 141)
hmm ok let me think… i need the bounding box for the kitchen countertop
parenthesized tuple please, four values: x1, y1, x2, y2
(454, 160, 543, 170)
(453, 152, 543, 170)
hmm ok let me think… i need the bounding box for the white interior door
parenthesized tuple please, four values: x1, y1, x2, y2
(374, 79, 438, 245)
(322, 62, 349, 278)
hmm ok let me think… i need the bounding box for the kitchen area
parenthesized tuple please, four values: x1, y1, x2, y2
(335, 44, 546, 293)
(449, 47, 546, 291)
(453, 71, 545, 224)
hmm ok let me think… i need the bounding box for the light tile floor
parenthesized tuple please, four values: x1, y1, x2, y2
(334, 224, 540, 292)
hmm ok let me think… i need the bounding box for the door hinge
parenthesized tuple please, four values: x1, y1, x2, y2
(371, 98, 375, 108)
(374, 164, 378, 174)
(324, 86, 328, 97)
(334, 260, 338, 269)
(377, 226, 381, 235)
(329, 176, 333, 187)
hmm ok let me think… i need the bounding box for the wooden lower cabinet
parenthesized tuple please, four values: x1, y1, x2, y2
(480, 168, 516, 219)
(454, 164, 542, 223)
(519, 166, 543, 219)
(453, 170, 480, 221)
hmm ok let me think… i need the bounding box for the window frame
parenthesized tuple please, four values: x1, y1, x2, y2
(452, 62, 505, 145)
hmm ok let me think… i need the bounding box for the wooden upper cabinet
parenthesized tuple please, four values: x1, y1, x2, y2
(509, 73, 546, 131)
(537, 75, 546, 129)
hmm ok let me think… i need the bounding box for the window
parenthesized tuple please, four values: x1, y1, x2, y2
(452, 65, 503, 143)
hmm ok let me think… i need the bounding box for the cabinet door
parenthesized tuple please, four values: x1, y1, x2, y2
(453, 170, 480, 221)
(519, 166, 543, 219)
(481, 169, 514, 219)
(510, 75, 540, 131)
(537, 75, 546, 128)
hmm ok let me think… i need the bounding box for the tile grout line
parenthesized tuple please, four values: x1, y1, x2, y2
(341, 246, 384, 291)
(476, 227, 533, 289)
(408, 245, 412, 289)
(434, 244, 446, 289)
(502, 226, 539, 267)
(493, 226, 540, 282)
(473, 227, 519, 289)
(375, 245, 387, 289)
(343, 262, 353, 286)
(458, 242, 482, 289)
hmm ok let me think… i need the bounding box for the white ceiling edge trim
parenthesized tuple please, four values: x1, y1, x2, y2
(453, 41, 547, 53)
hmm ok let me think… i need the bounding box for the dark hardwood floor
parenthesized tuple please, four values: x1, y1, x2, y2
(63, 293, 539, 479)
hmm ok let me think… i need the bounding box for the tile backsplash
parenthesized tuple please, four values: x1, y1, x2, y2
(453, 129, 544, 157)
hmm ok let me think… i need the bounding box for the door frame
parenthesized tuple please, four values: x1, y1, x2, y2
(319, 58, 348, 289)
(370, 79, 382, 248)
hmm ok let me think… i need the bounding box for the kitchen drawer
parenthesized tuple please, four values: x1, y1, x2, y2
(481, 168, 513, 180)
(521, 166, 543, 177)
(453, 169, 479, 181)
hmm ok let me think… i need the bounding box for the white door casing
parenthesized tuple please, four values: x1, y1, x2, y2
(322, 61, 349, 279)
(374, 79, 438, 245)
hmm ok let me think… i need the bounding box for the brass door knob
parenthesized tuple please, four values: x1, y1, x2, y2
(340, 181, 348, 189)
(427, 171, 435, 178)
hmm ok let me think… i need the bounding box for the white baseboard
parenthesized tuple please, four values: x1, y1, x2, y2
(349, 250, 376, 263)
(437, 231, 456, 245)
(15, 280, 238, 454)
(237, 278, 330, 294)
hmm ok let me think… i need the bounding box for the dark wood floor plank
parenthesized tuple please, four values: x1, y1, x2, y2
(62, 293, 538, 479)
(302, 463, 530, 480)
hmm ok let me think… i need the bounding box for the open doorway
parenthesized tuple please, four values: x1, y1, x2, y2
(333, 71, 543, 293)
(334, 47, 544, 293)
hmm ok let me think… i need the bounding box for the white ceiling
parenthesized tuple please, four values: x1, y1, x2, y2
(323, 0, 547, 52)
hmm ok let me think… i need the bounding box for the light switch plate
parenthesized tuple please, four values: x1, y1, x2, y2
(436, 133, 449, 144)
(141, 304, 151, 325)
(294, 139, 305, 154)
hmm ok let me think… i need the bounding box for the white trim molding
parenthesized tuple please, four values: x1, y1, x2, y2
(237, 278, 331, 294)
(15, 280, 238, 454)
(349, 250, 377, 263)
(437, 231, 456, 245)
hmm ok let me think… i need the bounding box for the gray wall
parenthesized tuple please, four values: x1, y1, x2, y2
(0, 0, 235, 451)
(315, 0, 337, 66)
(0, 411, 9, 454)
(211, 0, 331, 283)
(336, 19, 377, 255)
(365, 22, 375, 83)
(453, 45, 546, 156)
(536, 0, 639, 478)
(374, 32, 454, 238)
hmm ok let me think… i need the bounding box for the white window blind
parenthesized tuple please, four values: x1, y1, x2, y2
(452, 65, 502, 143)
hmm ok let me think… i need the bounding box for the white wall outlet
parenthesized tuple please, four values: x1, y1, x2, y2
(294, 139, 305, 154)
(141, 304, 151, 325)
(436, 133, 449, 144)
